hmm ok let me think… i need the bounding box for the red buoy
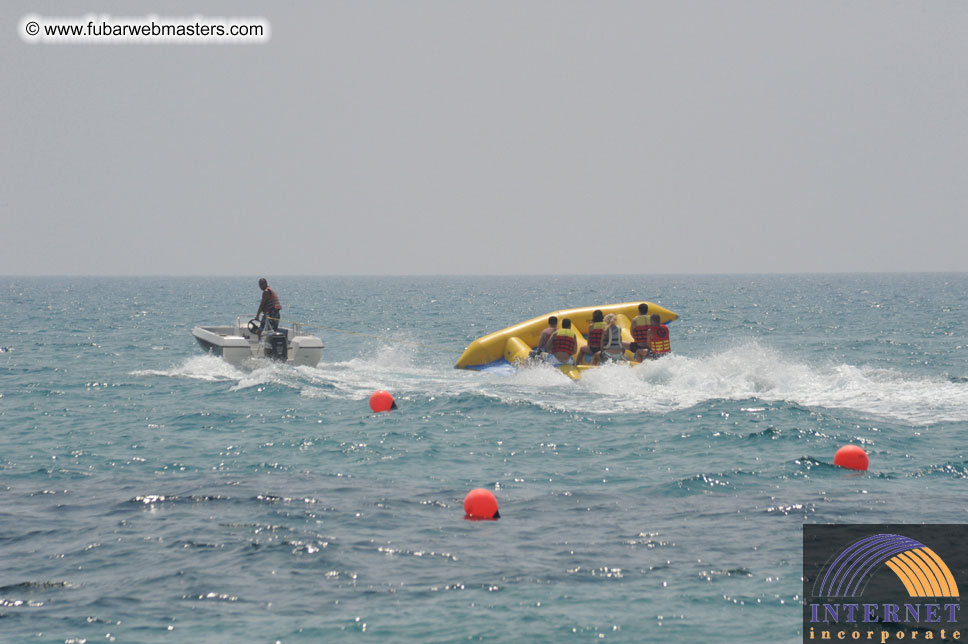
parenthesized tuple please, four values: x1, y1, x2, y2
(834, 444, 868, 471)
(369, 390, 396, 412)
(463, 488, 500, 520)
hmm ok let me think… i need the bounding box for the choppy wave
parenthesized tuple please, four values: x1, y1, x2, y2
(567, 343, 968, 423)
(12, 275, 968, 644)
(134, 342, 968, 425)
(131, 355, 246, 382)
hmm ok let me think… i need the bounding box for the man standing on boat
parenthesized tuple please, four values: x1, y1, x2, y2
(255, 278, 283, 337)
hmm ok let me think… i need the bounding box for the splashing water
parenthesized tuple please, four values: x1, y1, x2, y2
(137, 341, 968, 425)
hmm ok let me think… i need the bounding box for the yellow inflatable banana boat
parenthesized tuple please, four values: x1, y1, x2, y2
(455, 302, 677, 380)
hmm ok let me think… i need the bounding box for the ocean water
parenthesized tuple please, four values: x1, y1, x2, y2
(2, 274, 967, 643)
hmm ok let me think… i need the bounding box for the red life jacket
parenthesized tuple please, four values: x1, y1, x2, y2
(586, 322, 606, 350)
(648, 325, 671, 354)
(551, 328, 577, 354)
(631, 315, 650, 343)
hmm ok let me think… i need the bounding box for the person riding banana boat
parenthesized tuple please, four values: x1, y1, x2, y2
(633, 312, 672, 362)
(576, 310, 606, 364)
(542, 318, 578, 366)
(591, 313, 628, 365)
(455, 301, 677, 380)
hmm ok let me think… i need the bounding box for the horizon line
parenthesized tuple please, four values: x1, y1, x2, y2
(2, 270, 967, 279)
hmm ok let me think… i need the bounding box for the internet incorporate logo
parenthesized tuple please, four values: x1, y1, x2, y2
(816, 534, 959, 599)
(803, 526, 966, 643)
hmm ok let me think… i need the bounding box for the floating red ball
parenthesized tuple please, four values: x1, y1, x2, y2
(369, 390, 396, 412)
(834, 444, 868, 471)
(463, 488, 500, 520)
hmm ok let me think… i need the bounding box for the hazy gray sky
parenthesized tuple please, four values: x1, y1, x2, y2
(3, 1, 967, 275)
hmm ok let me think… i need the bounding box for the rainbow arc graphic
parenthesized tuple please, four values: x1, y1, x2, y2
(815, 534, 959, 598)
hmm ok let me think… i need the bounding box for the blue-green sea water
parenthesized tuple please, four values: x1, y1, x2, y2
(2, 274, 967, 643)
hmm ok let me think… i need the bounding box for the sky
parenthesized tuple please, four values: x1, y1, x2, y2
(3, 1, 967, 276)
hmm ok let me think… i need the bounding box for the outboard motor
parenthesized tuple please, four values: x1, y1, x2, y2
(264, 331, 288, 361)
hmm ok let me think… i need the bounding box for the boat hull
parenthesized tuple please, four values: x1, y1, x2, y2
(191, 321, 324, 367)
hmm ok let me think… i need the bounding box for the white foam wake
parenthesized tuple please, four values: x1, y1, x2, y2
(131, 355, 246, 382)
(134, 343, 968, 425)
(565, 343, 968, 423)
